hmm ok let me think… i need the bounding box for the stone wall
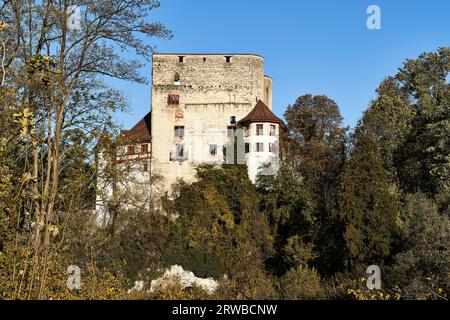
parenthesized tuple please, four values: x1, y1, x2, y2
(150, 54, 272, 192)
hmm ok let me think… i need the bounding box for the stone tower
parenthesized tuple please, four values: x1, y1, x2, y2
(95, 53, 282, 220)
(150, 53, 275, 192)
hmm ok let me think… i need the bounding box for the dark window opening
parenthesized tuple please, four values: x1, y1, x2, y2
(141, 144, 148, 153)
(203, 57, 207, 62)
(225, 56, 232, 63)
(170, 144, 187, 161)
(177, 144, 184, 157)
(256, 124, 264, 135)
(174, 73, 181, 85)
(174, 126, 185, 138)
(209, 144, 218, 156)
(178, 56, 184, 63)
(255, 143, 264, 152)
(270, 124, 276, 136)
(230, 116, 236, 124)
(168, 94, 180, 105)
(143, 162, 148, 172)
(127, 145, 135, 155)
(245, 143, 250, 153)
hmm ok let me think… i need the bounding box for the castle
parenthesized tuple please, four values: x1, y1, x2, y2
(96, 53, 283, 220)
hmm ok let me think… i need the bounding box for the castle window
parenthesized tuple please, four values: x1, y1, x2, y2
(255, 143, 264, 152)
(174, 73, 181, 85)
(174, 126, 185, 138)
(127, 145, 135, 155)
(209, 144, 218, 156)
(203, 57, 207, 62)
(170, 144, 187, 161)
(225, 56, 232, 63)
(230, 116, 236, 124)
(227, 126, 235, 138)
(141, 144, 148, 154)
(245, 143, 250, 153)
(176, 144, 186, 158)
(256, 124, 264, 136)
(269, 125, 276, 136)
(178, 56, 184, 63)
(168, 94, 180, 105)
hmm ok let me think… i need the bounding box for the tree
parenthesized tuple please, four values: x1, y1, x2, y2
(283, 94, 348, 275)
(280, 266, 326, 300)
(358, 76, 415, 171)
(257, 165, 315, 274)
(0, 0, 171, 299)
(386, 193, 449, 299)
(337, 133, 399, 267)
(161, 165, 273, 279)
(283, 94, 347, 182)
(394, 48, 450, 212)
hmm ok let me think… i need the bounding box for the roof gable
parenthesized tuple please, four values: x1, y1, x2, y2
(120, 112, 151, 142)
(238, 100, 284, 126)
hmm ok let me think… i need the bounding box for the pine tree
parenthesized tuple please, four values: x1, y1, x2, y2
(337, 133, 399, 267)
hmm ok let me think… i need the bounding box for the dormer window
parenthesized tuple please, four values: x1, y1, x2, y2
(168, 94, 180, 105)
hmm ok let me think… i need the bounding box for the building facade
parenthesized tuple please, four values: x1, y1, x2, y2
(96, 53, 283, 219)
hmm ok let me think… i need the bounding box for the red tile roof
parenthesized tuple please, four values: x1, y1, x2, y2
(120, 112, 152, 142)
(238, 100, 284, 126)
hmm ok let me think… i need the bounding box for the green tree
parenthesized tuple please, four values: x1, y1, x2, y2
(359, 76, 415, 171)
(161, 165, 273, 279)
(283, 94, 348, 275)
(257, 165, 315, 274)
(337, 133, 399, 267)
(394, 48, 450, 212)
(386, 193, 449, 299)
(280, 266, 326, 300)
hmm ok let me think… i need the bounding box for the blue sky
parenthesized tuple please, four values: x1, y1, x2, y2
(109, 0, 450, 129)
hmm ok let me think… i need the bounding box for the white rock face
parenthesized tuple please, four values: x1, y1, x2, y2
(128, 280, 145, 293)
(149, 265, 219, 294)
